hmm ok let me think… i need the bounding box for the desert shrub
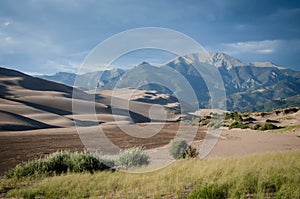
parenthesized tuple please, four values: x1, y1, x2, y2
(274, 110, 281, 115)
(115, 147, 149, 168)
(199, 117, 210, 126)
(229, 121, 249, 129)
(170, 139, 188, 159)
(225, 112, 244, 121)
(93, 150, 115, 168)
(169, 140, 198, 159)
(183, 145, 199, 158)
(45, 152, 72, 174)
(69, 152, 112, 173)
(251, 124, 261, 130)
(283, 107, 299, 114)
(259, 123, 281, 131)
(5, 151, 111, 178)
(225, 112, 234, 120)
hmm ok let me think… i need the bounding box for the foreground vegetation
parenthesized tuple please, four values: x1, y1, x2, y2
(1, 151, 299, 198)
(4, 147, 150, 179)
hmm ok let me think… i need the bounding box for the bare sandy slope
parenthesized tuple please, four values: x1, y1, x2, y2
(206, 128, 300, 157)
(198, 108, 300, 158)
(94, 89, 179, 109)
(0, 68, 179, 131)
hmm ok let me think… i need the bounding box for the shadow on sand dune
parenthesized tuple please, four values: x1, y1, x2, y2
(0, 110, 60, 131)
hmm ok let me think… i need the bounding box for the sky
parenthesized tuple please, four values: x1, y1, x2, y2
(0, 0, 299, 75)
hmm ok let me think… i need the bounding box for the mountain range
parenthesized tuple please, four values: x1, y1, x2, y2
(38, 52, 300, 112)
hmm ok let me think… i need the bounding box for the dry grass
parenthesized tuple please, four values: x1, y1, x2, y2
(1, 150, 299, 198)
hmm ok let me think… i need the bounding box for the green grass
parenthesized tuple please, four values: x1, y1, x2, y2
(1, 151, 299, 198)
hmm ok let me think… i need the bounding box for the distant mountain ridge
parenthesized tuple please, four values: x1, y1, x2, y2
(38, 68, 125, 90)
(38, 52, 300, 112)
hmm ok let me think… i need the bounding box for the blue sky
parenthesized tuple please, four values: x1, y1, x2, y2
(0, 0, 299, 74)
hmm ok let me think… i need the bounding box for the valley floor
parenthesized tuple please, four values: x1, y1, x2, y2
(1, 121, 300, 176)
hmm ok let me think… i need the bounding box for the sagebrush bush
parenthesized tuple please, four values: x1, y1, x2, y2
(115, 147, 149, 168)
(229, 121, 249, 129)
(170, 139, 188, 159)
(259, 123, 281, 131)
(170, 140, 198, 159)
(69, 152, 112, 173)
(184, 145, 199, 158)
(251, 124, 261, 130)
(5, 151, 112, 178)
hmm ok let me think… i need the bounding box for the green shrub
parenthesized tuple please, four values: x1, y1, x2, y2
(70, 152, 112, 173)
(229, 121, 249, 129)
(5, 151, 112, 178)
(251, 124, 261, 130)
(184, 145, 199, 158)
(115, 147, 149, 168)
(45, 152, 71, 174)
(199, 119, 210, 126)
(170, 139, 188, 159)
(259, 123, 281, 131)
(225, 112, 243, 121)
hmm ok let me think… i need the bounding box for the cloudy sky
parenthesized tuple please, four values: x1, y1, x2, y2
(0, 0, 299, 74)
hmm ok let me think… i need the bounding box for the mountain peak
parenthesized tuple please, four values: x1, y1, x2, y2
(138, 61, 150, 66)
(166, 52, 288, 70)
(168, 52, 247, 70)
(196, 52, 246, 69)
(209, 52, 246, 68)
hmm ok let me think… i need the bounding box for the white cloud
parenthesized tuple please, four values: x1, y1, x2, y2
(207, 39, 300, 69)
(256, 49, 273, 54)
(0, 17, 87, 74)
(2, 21, 10, 27)
(219, 40, 280, 55)
(0, 17, 12, 27)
